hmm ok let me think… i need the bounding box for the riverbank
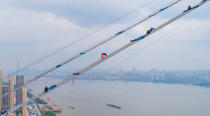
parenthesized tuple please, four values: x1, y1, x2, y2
(27, 92, 62, 116)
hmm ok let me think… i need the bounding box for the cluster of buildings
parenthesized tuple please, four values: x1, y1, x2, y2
(0, 69, 60, 116)
(0, 70, 28, 116)
(78, 68, 210, 85)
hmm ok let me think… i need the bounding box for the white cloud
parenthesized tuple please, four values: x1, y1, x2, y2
(106, 17, 210, 70)
(0, 0, 209, 72)
(0, 7, 91, 70)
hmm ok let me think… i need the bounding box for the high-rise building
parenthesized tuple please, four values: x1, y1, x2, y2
(0, 70, 2, 110)
(2, 85, 9, 110)
(1, 77, 15, 110)
(0, 71, 15, 111)
(16, 75, 24, 105)
(22, 87, 28, 116)
(9, 77, 14, 108)
(151, 71, 154, 81)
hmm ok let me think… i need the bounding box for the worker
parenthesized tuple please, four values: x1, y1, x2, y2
(101, 53, 107, 59)
(1, 110, 7, 114)
(146, 29, 150, 34)
(147, 27, 154, 34)
(44, 85, 49, 93)
(188, 5, 192, 10)
(149, 27, 154, 31)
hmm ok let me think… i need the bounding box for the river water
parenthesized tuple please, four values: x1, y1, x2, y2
(29, 79, 210, 116)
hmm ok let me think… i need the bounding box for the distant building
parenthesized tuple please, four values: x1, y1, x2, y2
(2, 85, 9, 110)
(9, 77, 15, 108)
(151, 70, 154, 81)
(16, 75, 24, 105)
(1, 77, 15, 110)
(22, 87, 28, 116)
(161, 69, 165, 81)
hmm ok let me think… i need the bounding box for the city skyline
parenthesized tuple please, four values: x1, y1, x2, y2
(0, 70, 27, 116)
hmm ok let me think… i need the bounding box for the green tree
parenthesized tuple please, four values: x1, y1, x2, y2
(41, 110, 56, 116)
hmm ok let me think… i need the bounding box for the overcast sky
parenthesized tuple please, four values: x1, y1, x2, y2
(0, 0, 210, 75)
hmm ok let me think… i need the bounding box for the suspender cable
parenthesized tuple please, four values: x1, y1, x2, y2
(5, 0, 209, 114)
(10, 0, 155, 77)
(0, 0, 181, 101)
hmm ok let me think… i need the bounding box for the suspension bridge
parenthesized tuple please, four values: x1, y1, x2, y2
(1, 0, 209, 115)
